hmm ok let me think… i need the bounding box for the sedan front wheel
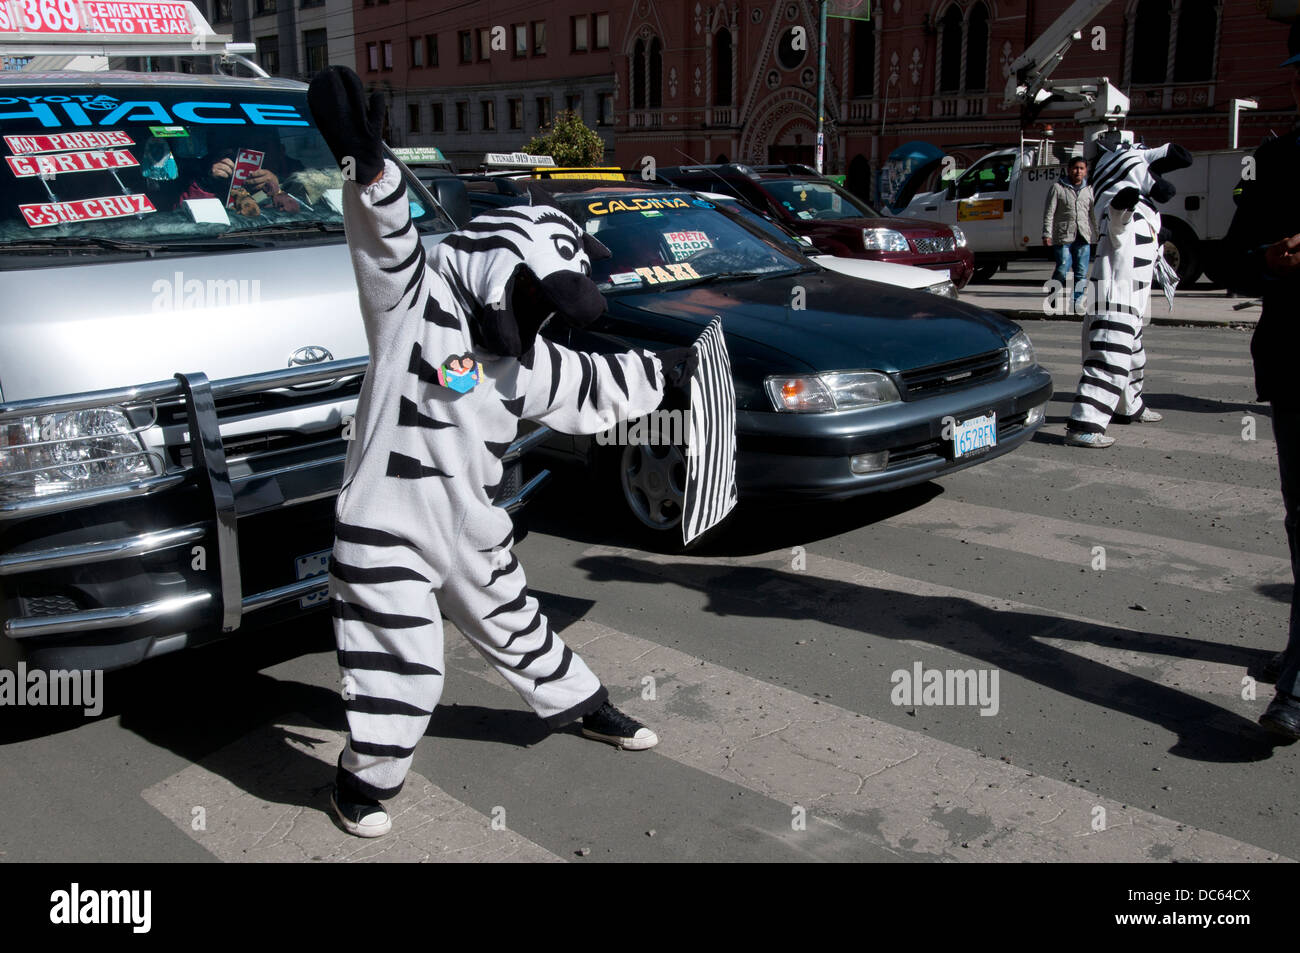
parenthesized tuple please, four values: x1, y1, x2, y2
(618, 440, 687, 533)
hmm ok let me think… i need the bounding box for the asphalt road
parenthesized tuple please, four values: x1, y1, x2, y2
(1, 320, 1295, 863)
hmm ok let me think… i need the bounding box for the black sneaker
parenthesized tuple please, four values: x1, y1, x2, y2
(1261, 651, 1287, 684)
(582, 701, 659, 750)
(1259, 692, 1300, 741)
(330, 784, 392, 837)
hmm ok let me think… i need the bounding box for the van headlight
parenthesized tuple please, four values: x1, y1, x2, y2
(862, 228, 910, 253)
(926, 279, 957, 297)
(0, 408, 159, 503)
(765, 371, 900, 412)
(1007, 330, 1036, 372)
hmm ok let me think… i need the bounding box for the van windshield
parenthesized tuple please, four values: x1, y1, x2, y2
(0, 84, 453, 249)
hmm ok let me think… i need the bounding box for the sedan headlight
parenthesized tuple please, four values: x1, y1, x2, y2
(0, 407, 159, 503)
(1007, 330, 1036, 372)
(951, 225, 968, 247)
(862, 228, 910, 253)
(926, 280, 957, 297)
(765, 371, 901, 412)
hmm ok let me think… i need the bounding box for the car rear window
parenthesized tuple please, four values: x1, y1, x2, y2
(0, 83, 453, 253)
(760, 178, 881, 222)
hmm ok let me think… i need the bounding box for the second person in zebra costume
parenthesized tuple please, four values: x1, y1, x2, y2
(1065, 140, 1192, 448)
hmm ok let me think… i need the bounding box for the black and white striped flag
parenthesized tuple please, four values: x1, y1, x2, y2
(683, 317, 738, 545)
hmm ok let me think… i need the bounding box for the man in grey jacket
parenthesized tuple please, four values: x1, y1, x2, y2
(1043, 156, 1095, 313)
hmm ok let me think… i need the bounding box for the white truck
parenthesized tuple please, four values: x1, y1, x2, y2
(895, 138, 1245, 285)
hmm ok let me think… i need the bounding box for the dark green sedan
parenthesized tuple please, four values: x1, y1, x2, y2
(469, 177, 1053, 537)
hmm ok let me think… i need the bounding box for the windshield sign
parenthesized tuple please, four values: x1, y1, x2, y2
(0, 86, 453, 251)
(556, 191, 805, 293)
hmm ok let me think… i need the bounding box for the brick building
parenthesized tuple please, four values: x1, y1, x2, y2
(194, 0, 356, 79)
(614, 1, 1293, 199)
(348, 1, 619, 169)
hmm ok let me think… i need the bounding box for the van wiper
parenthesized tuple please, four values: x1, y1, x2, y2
(218, 222, 345, 238)
(0, 236, 163, 252)
(0, 235, 270, 254)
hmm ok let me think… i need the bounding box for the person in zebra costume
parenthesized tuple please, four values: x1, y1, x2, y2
(307, 67, 699, 837)
(1065, 140, 1192, 448)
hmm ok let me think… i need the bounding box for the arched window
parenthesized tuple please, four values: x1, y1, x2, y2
(632, 39, 646, 108)
(852, 17, 874, 96)
(965, 2, 989, 91)
(715, 29, 733, 106)
(938, 6, 963, 93)
(1173, 0, 1216, 81)
(649, 37, 663, 108)
(1132, 0, 1171, 84)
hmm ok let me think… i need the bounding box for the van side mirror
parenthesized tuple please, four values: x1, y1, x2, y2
(430, 177, 471, 229)
(945, 180, 957, 200)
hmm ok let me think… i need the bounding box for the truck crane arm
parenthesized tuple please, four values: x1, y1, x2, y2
(1002, 0, 1128, 155)
(1004, 0, 1115, 107)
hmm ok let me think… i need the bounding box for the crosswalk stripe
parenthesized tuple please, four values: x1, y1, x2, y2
(444, 569, 1286, 861)
(973, 452, 1283, 519)
(880, 497, 1289, 594)
(1032, 419, 1276, 463)
(1022, 326, 1255, 353)
(1038, 359, 1255, 390)
(1033, 345, 1254, 370)
(140, 715, 563, 862)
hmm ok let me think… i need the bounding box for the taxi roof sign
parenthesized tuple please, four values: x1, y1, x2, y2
(533, 167, 625, 181)
(392, 147, 450, 164)
(482, 152, 555, 169)
(0, 1, 217, 41)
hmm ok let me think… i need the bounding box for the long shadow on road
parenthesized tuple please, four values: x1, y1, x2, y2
(569, 551, 1286, 765)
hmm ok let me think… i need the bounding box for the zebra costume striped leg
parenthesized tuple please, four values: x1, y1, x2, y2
(331, 160, 669, 801)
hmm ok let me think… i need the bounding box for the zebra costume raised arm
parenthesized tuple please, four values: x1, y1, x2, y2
(1065, 141, 1192, 447)
(307, 67, 694, 830)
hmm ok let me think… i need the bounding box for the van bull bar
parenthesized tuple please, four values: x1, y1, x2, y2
(0, 358, 550, 666)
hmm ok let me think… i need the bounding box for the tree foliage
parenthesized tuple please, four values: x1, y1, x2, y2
(521, 110, 605, 166)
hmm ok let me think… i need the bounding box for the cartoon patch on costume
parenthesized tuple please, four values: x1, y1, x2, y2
(436, 354, 481, 393)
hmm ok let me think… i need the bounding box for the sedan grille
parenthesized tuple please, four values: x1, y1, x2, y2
(911, 236, 956, 254)
(899, 350, 1008, 398)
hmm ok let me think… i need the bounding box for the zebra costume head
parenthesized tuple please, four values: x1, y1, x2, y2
(438, 205, 612, 358)
(1090, 141, 1193, 217)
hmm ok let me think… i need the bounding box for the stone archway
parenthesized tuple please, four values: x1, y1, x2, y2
(739, 88, 838, 170)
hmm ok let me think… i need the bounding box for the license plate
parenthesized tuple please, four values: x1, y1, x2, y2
(295, 548, 332, 609)
(952, 412, 997, 459)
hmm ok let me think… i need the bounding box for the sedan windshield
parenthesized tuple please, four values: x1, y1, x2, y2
(0, 84, 453, 251)
(760, 178, 882, 222)
(554, 191, 805, 293)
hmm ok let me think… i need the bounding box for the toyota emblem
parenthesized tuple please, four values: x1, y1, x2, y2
(289, 345, 334, 367)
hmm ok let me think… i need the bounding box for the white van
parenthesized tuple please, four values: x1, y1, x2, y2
(0, 5, 547, 672)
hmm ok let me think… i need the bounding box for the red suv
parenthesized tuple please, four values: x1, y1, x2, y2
(658, 164, 975, 288)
